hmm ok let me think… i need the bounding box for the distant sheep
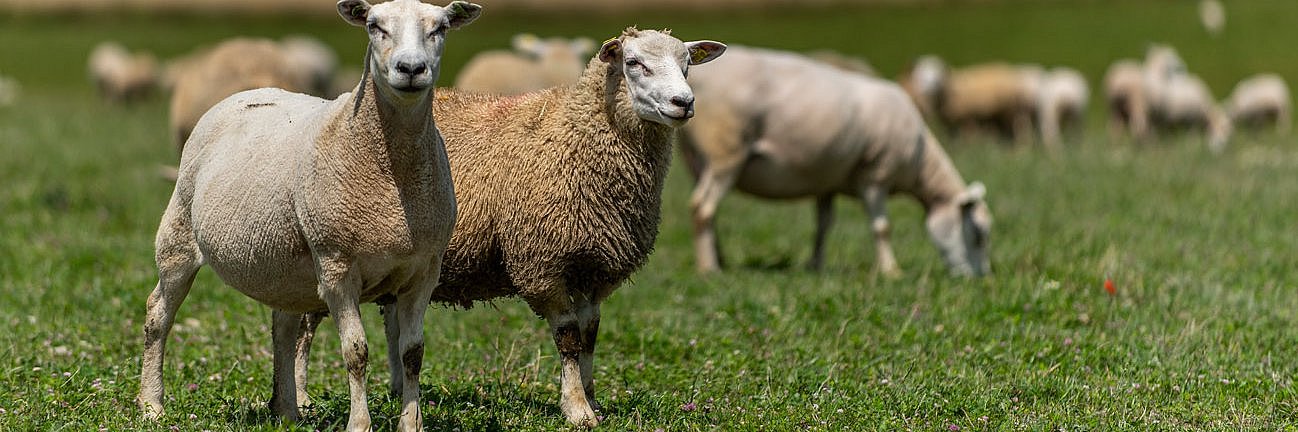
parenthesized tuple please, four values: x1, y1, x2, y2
(1037, 67, 1089, 147)
(88, 41, 159, 103)
(1224, 73, 1290, 134)
(279, 35, 340, 96)
(1103, 58, 1148, 141)
(1200, 0, 1225, 36)
(1142, 44, 1231, 151)
(902, 55, 1042, 144)
(168, 38, 314, 154)
(681, 46, 992, 277)
(453, 33, 594, 95)
(0, 74, 18, 107)
(294, 27, 725, 428)
(136, 2, 481, 431)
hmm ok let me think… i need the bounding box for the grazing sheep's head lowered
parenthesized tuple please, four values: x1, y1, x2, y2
(338, 0, 481, 101)
(598, 29, 726, 126)
(926, 182, 993, 276)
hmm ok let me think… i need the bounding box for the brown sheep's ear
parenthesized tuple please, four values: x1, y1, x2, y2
(685, 41, 726, 65)
(337, 0, 370, 27)
(598, 38, 621, 63)
(445, 1, 482, 30)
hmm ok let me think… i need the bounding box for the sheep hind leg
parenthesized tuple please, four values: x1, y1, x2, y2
(270, 310, 304, 420)
(690, 161, 742, 274)
(138, 227, 201, 419)
(807, 194, 835, 271)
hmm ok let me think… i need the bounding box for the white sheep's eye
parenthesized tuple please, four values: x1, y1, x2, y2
(624, 58, 640, 67)
(427, 26, 444, 39)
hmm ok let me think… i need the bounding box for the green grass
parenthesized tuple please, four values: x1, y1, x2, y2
(3, 1, 1298, 430)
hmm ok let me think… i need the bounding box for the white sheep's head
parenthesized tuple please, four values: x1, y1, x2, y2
(512, 34, 595, 63)
(925, 182, 993, 277)
(598, 28, 726, 127)
(338, 0, 481, 101)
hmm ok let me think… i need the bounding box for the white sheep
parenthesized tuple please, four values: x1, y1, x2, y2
(167, 37, 315, 154)
(806, 49, 877, 76)
(1103, 58, 1148, 141)
(452, 33, 594, 95)
(1143, 45, 1232, 151)
(293, 27, 726, 428)
(1037, 67, 1089, 148)
(681, 45, 992, 276)
(87, 41, 159, 103)
(1225, 73, 1290, 134)
(136, 2, 480, 432)
(1200, 0, 1225, 36)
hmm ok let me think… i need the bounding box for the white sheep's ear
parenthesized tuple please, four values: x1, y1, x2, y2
(444, 1, 482, 30)
(571, 37, 596, 56)
(685, 41, 726, 65)
(598, 38, 621, 63)
(958, 181, 987, 208)
(512, 33, 543, 57)
(337, 0, 370, 27)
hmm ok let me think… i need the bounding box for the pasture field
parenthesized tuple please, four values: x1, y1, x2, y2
(2, 1, 1298, 430)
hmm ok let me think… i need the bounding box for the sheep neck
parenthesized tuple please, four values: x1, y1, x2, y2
(331, 74, 440, 181)
(912, 132, 968, 211)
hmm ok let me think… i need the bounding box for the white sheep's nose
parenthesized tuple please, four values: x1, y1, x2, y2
(395, 60, 428, 77)
(670, 94, 694, 110)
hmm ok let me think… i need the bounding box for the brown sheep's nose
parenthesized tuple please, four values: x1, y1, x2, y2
(670, 95, 694, 110)
(396, 60, 427, 76)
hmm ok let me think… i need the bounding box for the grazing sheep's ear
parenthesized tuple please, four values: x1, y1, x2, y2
(445, 1, 482, 30)
(598, 38, 621, 63)
(571, 37, 596, 57)
(512, 33, 543, 57)
(337, 0, 370, 27)
(958, 181, 986, 210)
(685, 41, 727, 65)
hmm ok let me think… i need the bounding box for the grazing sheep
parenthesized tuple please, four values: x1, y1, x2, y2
(136, 2, 480, 431)
(1037, 67, 1089, 148)
(1104, 59, 1148, 141)
(1142, 45, 1231, 151)
(296, 28, 726, 428)
(87, 41, 159, 103)
(1225, 73, 1290, 134)
(902, 55, 1042, 144)
(452, 33, 594, 95)
(168, 38, 314, 154)
(681, 45, 992, 277)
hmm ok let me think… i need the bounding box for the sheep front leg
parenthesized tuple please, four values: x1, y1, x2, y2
(270, 310, 304, 420)
(137, 227, 199, 417)
(381, 303, 403, 398)
(318, 261, 371, 432)
(862, 186, 901, 277)
(545, 303, 599, 428)
(690, 160, 742, 273)
(387, 264, 438, 432)
(807, 194, 835, 271)
(578, 301, 601, 413)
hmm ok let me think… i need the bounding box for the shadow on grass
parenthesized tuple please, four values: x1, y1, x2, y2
(279, 382, 563, 431)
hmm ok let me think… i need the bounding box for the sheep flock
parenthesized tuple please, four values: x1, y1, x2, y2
(63, 0, 1291, 429)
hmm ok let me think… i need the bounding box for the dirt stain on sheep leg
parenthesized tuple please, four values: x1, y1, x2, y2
(401, 343, 423, 382)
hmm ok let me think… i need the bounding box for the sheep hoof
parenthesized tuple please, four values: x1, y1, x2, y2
(563, 404, 599, 428)
(138, 398, 164, 420)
